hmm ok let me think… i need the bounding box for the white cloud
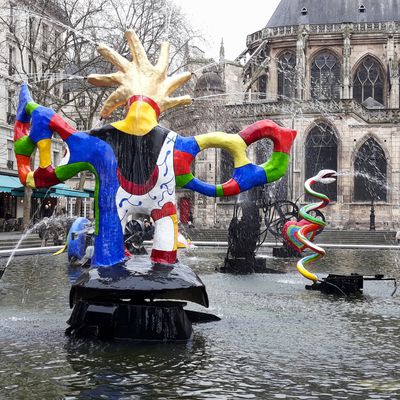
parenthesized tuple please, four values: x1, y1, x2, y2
(171, 0, 281, 60)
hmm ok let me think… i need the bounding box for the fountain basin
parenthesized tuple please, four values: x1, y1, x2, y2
(67, 257, 218, 341)
(1, 249, 400, 398)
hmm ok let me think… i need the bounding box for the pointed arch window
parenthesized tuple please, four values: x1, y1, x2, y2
(220, 149, 234, 183)
(255, 139, 287, 199)
(278, 51, 296, 100)
(311, 52, 341, 100)
(219, 149, 234, 202)
(353, 56, 384, 105)
(305, 123, 338, 201)
(398, 64, 400, 105)
(354, 138, 387, 202)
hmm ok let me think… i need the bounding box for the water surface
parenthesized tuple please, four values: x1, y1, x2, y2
(0, 249, 400, 399)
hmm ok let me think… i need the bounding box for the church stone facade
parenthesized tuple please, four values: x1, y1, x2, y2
(169, 0, 400, 230)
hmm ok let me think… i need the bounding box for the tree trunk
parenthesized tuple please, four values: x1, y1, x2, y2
(22, 151, 36, 230)
(74, 172, 87, 216)
(22, 187, 32, 230)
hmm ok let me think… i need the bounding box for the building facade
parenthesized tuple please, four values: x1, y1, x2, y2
(240, 0, 400, 229)
(0, 0, 94, 225)
(0, 0, 66, 222)
(172, 0, 400, 230)
(164, 43, 245, 228)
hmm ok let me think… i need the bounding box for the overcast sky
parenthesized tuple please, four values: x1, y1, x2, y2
(171, 0, 281, 60)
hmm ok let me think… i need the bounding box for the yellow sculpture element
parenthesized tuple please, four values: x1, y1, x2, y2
(26, 171, 35, 188)
(37, 139, 52, 168)
(171, 214, 179, 251)
(53, 243, 67, 256)
(87, 30, 192, 119)
(195, 132, 250, 168)
(111, 101, 158, 136)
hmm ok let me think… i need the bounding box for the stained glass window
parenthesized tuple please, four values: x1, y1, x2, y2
(305, 123, 338, 201)
(354, 138, 387, 202)
(278, 52, 296, 100)
(353, 56, 384, 105)
(311, 52, 341, 100)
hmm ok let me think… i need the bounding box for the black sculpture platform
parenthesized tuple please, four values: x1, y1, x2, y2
(305, 273, 397, 296)
(221, 257, 285, 274)
(67, 257, 220, 341)
(306, 274, 364, 295)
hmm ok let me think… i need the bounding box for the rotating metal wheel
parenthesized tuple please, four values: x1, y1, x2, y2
(266, 200, 299, 239)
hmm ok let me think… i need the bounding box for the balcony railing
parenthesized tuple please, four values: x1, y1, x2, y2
(225, 99, 400, 124)
(246, 21, 395, 47)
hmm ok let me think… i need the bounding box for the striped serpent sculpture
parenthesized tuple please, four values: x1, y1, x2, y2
(13, 30, 297, 268)
(283, 169, 337, 282)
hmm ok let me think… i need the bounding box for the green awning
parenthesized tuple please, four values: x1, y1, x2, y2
(84, 188, 95, 197)
(10, 183, 90, 198)
(0, 175, 22, 193)
(46, 183, 91, 198)
(1, 174, 92, 198)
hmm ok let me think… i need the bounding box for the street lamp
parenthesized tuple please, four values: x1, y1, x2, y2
(370, 199, 376, 231)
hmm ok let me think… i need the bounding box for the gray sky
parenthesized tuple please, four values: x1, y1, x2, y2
(171, 0, 281, 60)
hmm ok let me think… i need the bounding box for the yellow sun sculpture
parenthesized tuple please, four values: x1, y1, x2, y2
(87, 30, 192, 119)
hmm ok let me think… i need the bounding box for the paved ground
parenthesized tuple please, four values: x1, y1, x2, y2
(0, 231, 35, 239)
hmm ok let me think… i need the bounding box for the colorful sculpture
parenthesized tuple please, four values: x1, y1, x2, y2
(283, 169, 337, 282)
(14, 30, 296, 268)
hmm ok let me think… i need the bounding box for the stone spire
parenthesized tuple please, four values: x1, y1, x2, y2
(219, 38, 225, 64)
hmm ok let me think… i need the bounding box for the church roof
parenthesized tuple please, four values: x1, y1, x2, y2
(267, 0, 400, 27)
(194, 71, 225, 95)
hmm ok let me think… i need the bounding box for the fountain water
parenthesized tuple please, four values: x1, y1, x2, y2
(1, 226, 37, 279)
(0, 213, 75, 277)
(7, 7, 99, 46)
(1, 10, 400, 398)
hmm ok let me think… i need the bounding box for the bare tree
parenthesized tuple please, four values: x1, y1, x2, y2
(0, 0, 110, 226)
(58, 0, 199, 215)
(0, 0, 198, 224)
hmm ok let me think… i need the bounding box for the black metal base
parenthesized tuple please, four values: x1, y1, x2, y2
(67, 257, 220, 341)
(306, 274, 364, 295)
(305, 273, 396, 296)
(220, 257, 284, 274)
(67, 300, 194, 341)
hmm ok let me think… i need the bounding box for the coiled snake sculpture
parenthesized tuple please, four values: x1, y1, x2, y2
(283, 170, 337, 282)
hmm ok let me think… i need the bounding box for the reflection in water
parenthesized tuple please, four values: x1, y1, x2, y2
(63, 335, 208, 399)
(0, 250, 400, 398)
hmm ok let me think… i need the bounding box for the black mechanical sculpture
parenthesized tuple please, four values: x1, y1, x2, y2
(67, 261, 220, 341)
(306, 273, 397, 296)
(221, 189, 262, 273)
(124, 220, 148, 255)
(222, 188, 325, 273)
